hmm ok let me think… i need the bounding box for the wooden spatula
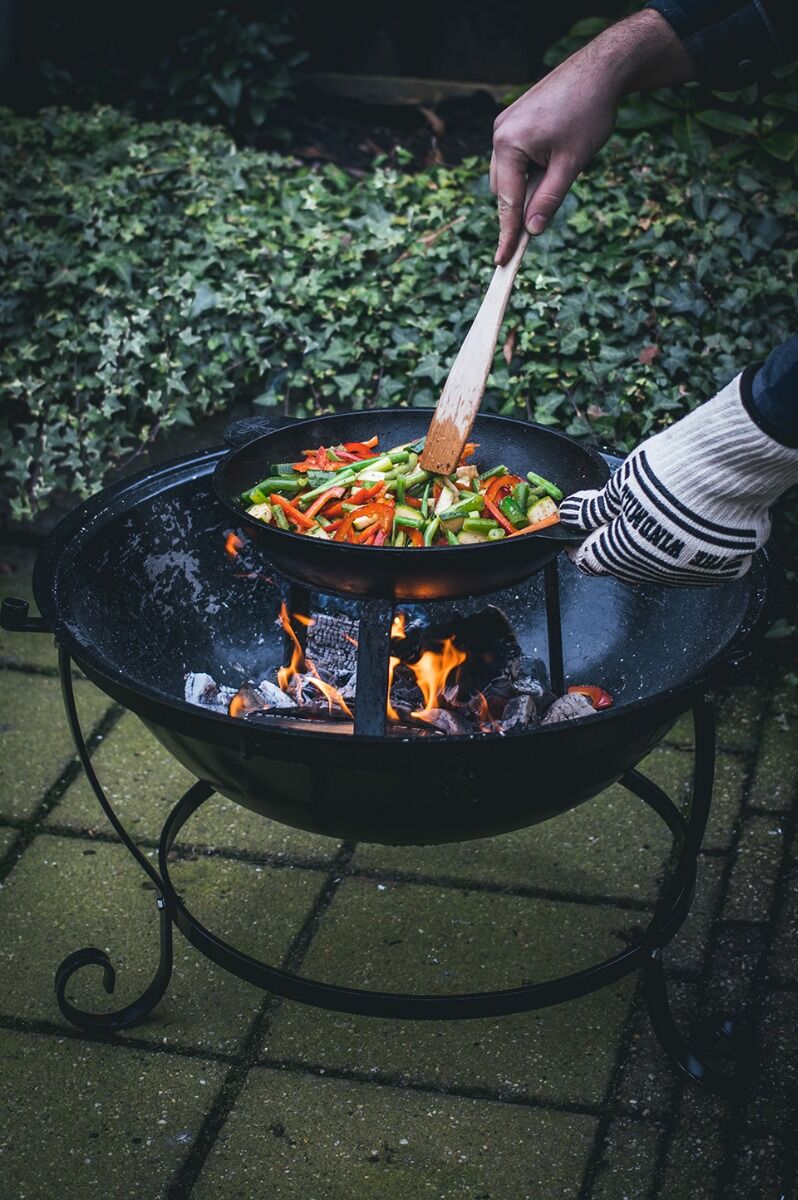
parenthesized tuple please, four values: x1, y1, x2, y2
(420, 176, 539, 476)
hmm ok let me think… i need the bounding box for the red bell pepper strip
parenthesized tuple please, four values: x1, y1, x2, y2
(403, 496, 423, 509)
(458, 442, 478, 462)
(333, 501, 394, 543)
(507, 512, 561, 536)
(406, 527, 424, 547)
(269, 493, 315, 530)
(373, 528, 387, 546)
(568, 685, 614, 710)
(483, 494, 516, 534)
(304, 486, 346, 521)
(349, 481, 385, 505)
(344, 438, 379, 455)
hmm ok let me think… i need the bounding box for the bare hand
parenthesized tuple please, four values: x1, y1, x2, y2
(491, 11, 694, 264)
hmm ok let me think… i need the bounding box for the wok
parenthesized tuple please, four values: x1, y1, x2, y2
(213, 410, 610, 600)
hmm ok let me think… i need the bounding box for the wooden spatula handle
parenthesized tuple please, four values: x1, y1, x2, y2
(420, 175, 539, 476)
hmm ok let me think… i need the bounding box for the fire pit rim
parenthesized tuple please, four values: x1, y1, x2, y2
(31, 445, 777, 754)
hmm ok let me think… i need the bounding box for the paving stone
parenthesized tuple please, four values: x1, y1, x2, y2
(702, 925, 765, 1016)
(665, 854, 725, 976)
(723, 814, 786, 922)
(613, 979, 698, 1118)
(266, 877, 636, 1106)
(749, 687, 798, 811)
(0, 546, 56, 670)
(193, 1066, 597, 1200)
(640, 746, 746, 852)
(353, 783, 672, 904)
(0, 834, 325, 1052)
(50, 710, 341, 864)
(724, 1131, 793, 1200)
(0, 1026, 224, 1200)
(654, 1085, 730, 1200)
(0, 823, 20, 853)
(769, 823, 798, 984)
(0, 671, 111, 821)
(663, 687, 761, 753)
(715, 686, 765, 753)
(587, 1117, 662, 1200)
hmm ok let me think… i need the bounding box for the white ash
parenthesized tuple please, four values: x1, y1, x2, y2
(542, 693, 596, 725)
(258, 680, 294, 709)
(184, 672, 236, 713)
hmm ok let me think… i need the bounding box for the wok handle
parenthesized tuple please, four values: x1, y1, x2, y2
(223, 413, 300, 449)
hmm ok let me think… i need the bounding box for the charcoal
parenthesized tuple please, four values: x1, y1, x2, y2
(542, 693, 595, 724)
(389, 662, 424, 711)
(412, 708, 473, 737)
(184, 671, 220, 707)
(305, 612, 358, 682)
(500, 694, 539, 733)
(230, 681, 269, 715)
(510, 655, 551, 698)
(340, 670, 358, 701)
(184, 672, 236, 713)
(481, 675, 519, 717)
(257, 680, 294, 709)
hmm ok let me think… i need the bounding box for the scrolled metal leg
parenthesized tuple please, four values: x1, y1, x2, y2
(644, 951, 752, 1096)
(54, 647, 173, 1032)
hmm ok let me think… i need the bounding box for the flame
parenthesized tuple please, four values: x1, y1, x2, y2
(276, 602, 353, 717)
(409, 637, 467, 717)
(229, 693, 246, 718)
(391, 612, 407, 640)
(225, 531, 244, 558)
(386, 655, 401, 723)
(343, 633, 359, 648)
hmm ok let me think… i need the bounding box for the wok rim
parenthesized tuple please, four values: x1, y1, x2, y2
(212, 409, 610, 553)
(32, 443, 776, 752)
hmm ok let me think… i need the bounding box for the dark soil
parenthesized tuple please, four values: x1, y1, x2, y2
(260, 86, 503, 172)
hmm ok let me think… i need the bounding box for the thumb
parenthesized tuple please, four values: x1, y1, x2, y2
(523, 157, 578, 236)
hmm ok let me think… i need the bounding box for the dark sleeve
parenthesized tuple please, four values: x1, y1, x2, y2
(645, 0, 798, 87)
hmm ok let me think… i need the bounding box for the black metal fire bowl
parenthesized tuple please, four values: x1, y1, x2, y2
(3, 440, 779, 1096)
(21, 443, 774, 845)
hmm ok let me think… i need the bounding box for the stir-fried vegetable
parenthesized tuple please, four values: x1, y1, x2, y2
(239, 436, 562, 547)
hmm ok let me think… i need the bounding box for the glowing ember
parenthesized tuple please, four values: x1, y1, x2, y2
(225, 531, 244, 558)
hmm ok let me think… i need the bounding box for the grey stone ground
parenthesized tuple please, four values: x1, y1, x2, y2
(1, 544, 796, 1199)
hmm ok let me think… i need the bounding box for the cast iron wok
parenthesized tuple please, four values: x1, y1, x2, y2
(214, 409, 609, 600)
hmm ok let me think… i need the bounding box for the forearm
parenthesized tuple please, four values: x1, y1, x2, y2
(578, 9, 695, 100)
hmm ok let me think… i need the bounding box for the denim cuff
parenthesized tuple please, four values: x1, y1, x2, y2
(741, 336, 798, 449)
(646, 0, 782, 87)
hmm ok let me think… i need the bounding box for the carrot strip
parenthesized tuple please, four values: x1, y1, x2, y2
(507, 513, 561, 536)
(269, 493, 315, 530)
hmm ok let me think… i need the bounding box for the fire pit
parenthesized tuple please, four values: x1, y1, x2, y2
(0, 412, 776, 1096)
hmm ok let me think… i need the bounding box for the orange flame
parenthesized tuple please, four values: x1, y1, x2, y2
(276, 602, 353, 718)
(386, 655, 401, 723)
(391, 613, 407, 640)
(229, 693, 246, 718)
(225, 531, 244, 558)
(409, 637, 467, 718)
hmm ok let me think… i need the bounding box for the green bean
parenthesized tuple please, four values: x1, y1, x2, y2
(487, 527, 506, 540)
(272, 504, 290, 530)
(462, 517, 500, 534)
(421, 481, 431, 519)
(526, 471, 563, 501)
(479, 464, 508, 481)
(424, 516, 441, 546)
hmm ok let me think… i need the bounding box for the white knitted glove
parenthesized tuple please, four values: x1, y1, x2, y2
(560, 370, 798, 587)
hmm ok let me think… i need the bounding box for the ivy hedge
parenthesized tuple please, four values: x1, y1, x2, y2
(1, 105, 796, 521)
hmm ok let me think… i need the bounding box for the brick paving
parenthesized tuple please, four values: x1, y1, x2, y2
(1, 545, 796, 1199)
